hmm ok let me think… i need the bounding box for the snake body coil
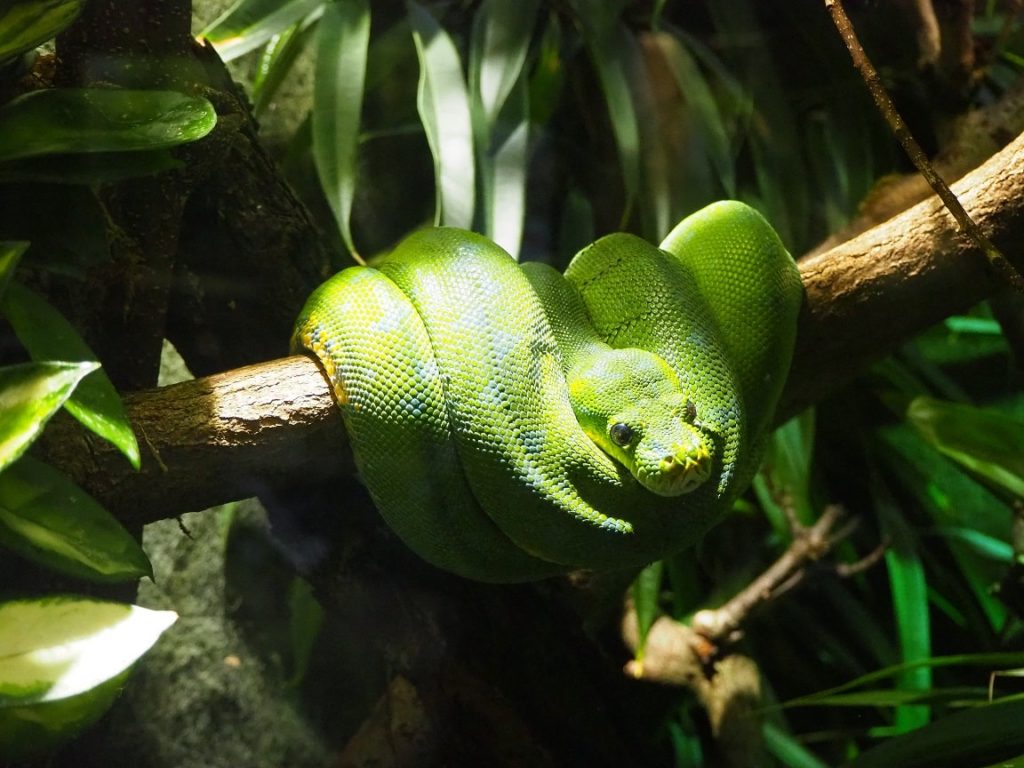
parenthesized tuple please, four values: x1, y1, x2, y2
(294, 201, 802, 582)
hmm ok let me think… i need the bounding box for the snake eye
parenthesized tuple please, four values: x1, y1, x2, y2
(683, 400, 697, 423)
(610, 422, 634, 447)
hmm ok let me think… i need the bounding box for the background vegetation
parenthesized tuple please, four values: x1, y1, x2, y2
(1, 0, 1024, 766)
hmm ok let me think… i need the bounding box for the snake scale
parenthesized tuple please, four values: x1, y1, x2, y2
(293, 201, 802, 582)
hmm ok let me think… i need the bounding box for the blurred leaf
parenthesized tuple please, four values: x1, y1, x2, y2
(253, 17, 317, 116)
(763, 721, 830, 768)
(796, 685, 986, 708)
(200, 0, 322, 62)
(847, 696, 1024, 768)
(0, 149, 181, 185)
(570, 1, 639, 225)
(286, 576, 324, 687)
(0, 89, 216, 164)
(0, 361, 97, 472)
(931, 526, 1014, 563)
(313, 0, 369, 261)
(631, 560, 664, 659)
(872, 469, 932, 731)
(0, 596, 175, 758)
(784, 652, 1024, 708)
(0, 457, 152, 582)
(754, 409, 815, 534)
(527, 16, 565, 126)
(3, 282, 139, 468)
(907, 397, 1024, 499)
(407, 0, 475, 229)
(0, 242, 28, 301)
(0, 0, 83, 63)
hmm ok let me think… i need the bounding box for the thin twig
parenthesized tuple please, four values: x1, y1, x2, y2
(824, 0, 1024, 292)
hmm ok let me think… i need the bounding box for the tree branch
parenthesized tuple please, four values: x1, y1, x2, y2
(35, 129, 1024, 525)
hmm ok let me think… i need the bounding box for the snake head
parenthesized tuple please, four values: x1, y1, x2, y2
(568, 349, 713, 497)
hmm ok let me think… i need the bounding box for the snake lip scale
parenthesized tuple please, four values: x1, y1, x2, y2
(294, 201, 802, 582)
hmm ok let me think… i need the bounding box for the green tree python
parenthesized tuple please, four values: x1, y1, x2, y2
(293, 201, 802, 582)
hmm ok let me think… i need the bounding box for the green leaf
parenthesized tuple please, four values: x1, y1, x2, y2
(0, 149, 182, 185)
(570, 1, 639, 226)
(754, 409, 816, 534)
(0, 457, 152, 582)
(0, 596, 175, 758)
(253, 18, 317, 116)
(872, 469, 932, 731)
(762, 721, 830, 768)
(0, 89, 217, 164)
(470, 0, 539, 128)
(469, 0, 537, 256)
(848, 696, 1024, 768)
(0, 0, 83, 63)
(313, 0, 370, 261)
(907, 396, 1024, 499)
(631, 560, 664, 658)
(286, 576, 324, 687)
(783, 652, 1024, 708)
(0, 361, 97, 472)
(0, 242, 28, 301)
(407, 0, 475, 229)
(200, 0, 323, 62)
(2, 282, 139, 468)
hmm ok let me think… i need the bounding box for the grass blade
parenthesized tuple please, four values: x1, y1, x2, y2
(313, 0, 370, 261)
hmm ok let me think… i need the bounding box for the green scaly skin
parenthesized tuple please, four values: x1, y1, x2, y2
(293, 201, 802, 582)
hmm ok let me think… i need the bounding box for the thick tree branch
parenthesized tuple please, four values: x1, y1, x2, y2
(35, 129, 1024, 525)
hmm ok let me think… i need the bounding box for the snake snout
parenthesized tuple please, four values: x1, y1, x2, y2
(652, 440, 712, 496)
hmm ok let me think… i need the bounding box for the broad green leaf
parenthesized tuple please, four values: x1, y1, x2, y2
(0, 596, 175, 757)
(200, 0, 323, 62)
(0, 596, 175, 704)
(0, 457, 151, 581)
(0, 361, 97, 472)
(872, 469, 931, 731)
(0, 242, 28, 301)
(2, 282, 139, 468)
(848, 696, 1024, 768)
(407, 0, 475, 229)
(630, 560, 664, 660)
(313, 0, 370, 261)
(762, 722, 830, 768)
(0, 89, 217, 164)
(907, 396, 1024, 499)
(0, 0, 83, 63)
(570, 0, 639, 226)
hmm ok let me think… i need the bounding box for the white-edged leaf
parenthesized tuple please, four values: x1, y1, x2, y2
(2, 282, 139, 468)
(313, 0, 370, 261)
(0, 457, 152, 582)
(200, 0, 323, 62)
(0, 596, 175, 705)
(407, 0, 475, 229)
(0, 361, 97, 472)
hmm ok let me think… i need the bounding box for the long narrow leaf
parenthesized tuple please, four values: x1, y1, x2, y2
(0, 361, 97, 472)
(2, 283, 139, 468)
(407, 1, 475, 229)
(0, 242, 28, 301)
(313, 0, 370, 261)
(200, 0, 323, 62)
(253, 17, 318, 116)
(470, 0, 539, 127)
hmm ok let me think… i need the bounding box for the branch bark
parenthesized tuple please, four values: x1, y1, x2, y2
(35, 129, 1024, 525)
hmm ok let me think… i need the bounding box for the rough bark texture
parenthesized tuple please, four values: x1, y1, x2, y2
(35, 127, 1024, 525)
